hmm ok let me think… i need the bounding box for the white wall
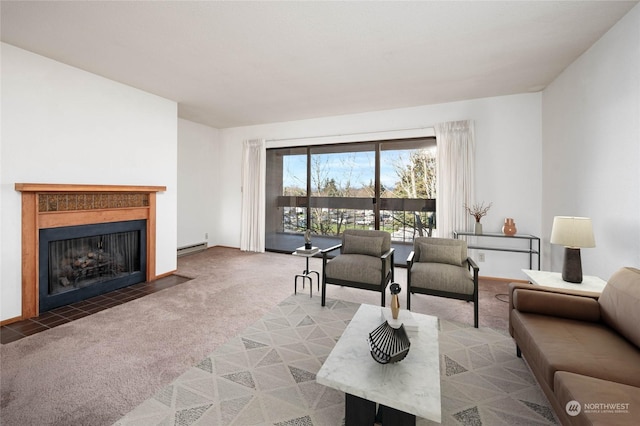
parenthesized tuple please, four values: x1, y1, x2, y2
(542, 4, 640, 281)
(1, 43, 178, 321)
(219, 93, 543, 279)
(177, 119, 220, 248)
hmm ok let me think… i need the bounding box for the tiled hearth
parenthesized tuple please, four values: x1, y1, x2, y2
(0, 275, 190, 345)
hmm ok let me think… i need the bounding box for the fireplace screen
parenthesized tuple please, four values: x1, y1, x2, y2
(48, 231, 140, 295)
(39, 219, 147, 312)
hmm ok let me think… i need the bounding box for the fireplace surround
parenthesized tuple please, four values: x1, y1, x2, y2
(39, 219, 147, 312)
(16, 183, 165, 320)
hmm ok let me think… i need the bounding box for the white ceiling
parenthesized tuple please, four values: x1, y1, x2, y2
(1, 1, 637, 129)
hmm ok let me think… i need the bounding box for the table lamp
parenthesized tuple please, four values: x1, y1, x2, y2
(550, 216, 595, 283)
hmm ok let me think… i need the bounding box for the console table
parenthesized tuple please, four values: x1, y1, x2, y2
(454, 231, 540, 270)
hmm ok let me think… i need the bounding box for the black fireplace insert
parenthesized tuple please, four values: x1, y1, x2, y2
(39, 219, 147, 312)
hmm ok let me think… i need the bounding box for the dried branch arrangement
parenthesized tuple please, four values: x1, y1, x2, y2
(464, 201, 493, 222)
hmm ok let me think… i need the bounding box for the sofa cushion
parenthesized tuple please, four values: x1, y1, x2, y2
(343, 234, 384, 257)
(510, 310, 640, 390)
(598, 267, 640, 347)
(512, 288, 601, 322)
(410, 262, 473, 295)
(554, 371, 640, 425)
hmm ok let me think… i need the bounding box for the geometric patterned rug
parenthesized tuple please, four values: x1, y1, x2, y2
(113, 294, 558, 425)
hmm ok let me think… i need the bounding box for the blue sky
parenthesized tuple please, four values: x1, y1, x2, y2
(283, 150, 418, 190)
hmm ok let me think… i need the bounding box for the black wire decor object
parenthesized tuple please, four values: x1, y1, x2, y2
(368, 321, 411, 364)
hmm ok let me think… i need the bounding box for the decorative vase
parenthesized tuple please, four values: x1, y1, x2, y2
(502, 218, 517, 236)
(474, 222, 483, 235)
(390, 283, 401, 319)
(391, 294, 400, 320)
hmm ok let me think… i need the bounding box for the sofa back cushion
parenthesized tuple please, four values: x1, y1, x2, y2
(599, 267, 640, 347)
(512, 288, 601, 322)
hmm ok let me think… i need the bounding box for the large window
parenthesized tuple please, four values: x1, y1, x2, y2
(309, 143, 376, 237)
(379, 139, 436, 242)
(265, 138, 436, 257)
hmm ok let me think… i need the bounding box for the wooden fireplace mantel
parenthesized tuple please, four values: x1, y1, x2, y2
(15, 183, 166, 193)
(16, 183, 166, 320)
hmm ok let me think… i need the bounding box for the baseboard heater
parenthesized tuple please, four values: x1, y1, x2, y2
(177, 242, 208, 257)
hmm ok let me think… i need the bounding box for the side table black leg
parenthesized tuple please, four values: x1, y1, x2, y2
(345, 393, 376, 426)
(304, 275, 312, 297)
(310, 270, 320, 292)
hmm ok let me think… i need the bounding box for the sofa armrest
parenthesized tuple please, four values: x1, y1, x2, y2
(509, 282, 601, 322)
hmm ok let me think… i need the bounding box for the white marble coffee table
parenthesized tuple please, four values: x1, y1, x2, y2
(316, 303, 441, 425)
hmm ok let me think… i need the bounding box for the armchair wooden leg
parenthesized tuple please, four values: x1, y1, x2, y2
(474, 301, 479, 328)
(406, 269, 411, 310)
(474, 291, 479, 328)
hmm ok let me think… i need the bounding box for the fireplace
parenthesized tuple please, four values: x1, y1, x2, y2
(16, 183, 165, 320)
(39, 220, 147, 312)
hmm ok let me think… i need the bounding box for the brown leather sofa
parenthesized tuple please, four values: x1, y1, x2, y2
(509, 267, 640, 425)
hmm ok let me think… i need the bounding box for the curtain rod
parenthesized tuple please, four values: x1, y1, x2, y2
(265, 126, 434, 143)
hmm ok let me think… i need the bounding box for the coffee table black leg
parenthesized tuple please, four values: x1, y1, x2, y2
(377, 404, 416, 426)
(345, 393, 376, 425)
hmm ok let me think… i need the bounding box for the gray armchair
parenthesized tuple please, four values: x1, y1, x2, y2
(406, 237, 479, 327)
(321, 229, 395, 307)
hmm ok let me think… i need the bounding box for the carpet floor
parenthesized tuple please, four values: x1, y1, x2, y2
(1, 247, 539, 425)
(115, 295, 557, 425)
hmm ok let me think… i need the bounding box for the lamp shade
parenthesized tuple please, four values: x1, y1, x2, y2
(550, 216, 595, 248)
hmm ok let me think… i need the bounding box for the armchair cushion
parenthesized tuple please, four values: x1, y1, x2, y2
(417, 241, 463, 266)
(415, 237, 467, 266)
(325, 254, 387, 286)
(343, 234, 384, 257)
(410, 263, 474, 295)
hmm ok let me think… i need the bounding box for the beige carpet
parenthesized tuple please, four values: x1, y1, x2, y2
(115, 295, 556, 425)
(1, 247, 512, 426)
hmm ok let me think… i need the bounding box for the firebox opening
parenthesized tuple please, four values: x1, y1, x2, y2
(39, 220, 147, 313)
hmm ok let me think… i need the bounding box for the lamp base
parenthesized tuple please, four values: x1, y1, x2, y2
(562, 247, 583, 283)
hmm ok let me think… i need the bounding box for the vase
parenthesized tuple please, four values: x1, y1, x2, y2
(502, 218, 517, 236)
(474, 222, 483, 235)
(391, 294, 400, 319)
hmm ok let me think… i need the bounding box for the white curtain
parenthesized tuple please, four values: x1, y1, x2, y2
(434, 120, 475, 239)
(240, 139, 266, 252)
